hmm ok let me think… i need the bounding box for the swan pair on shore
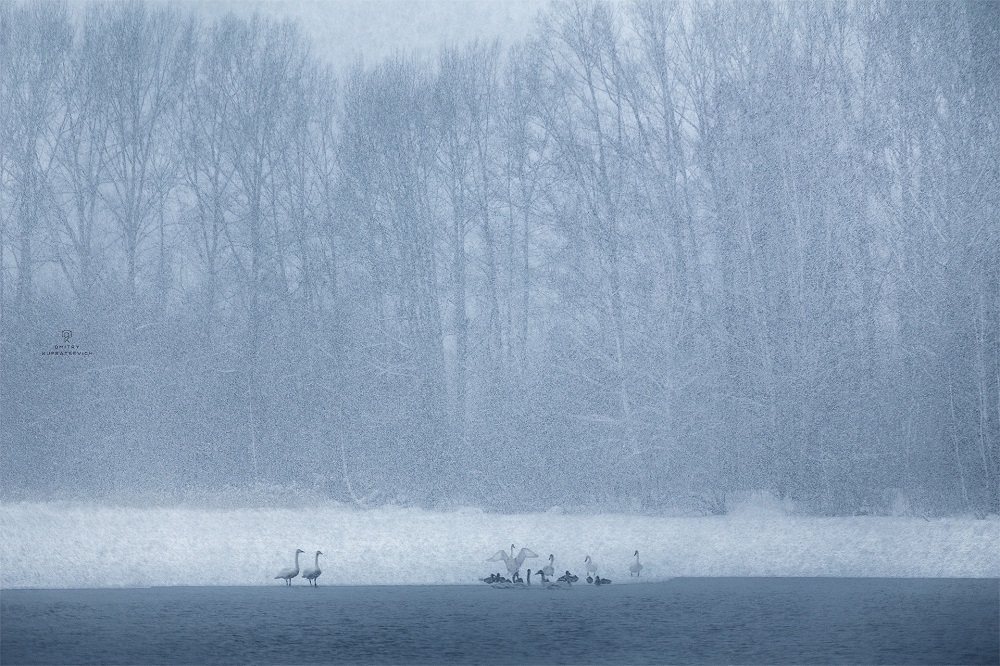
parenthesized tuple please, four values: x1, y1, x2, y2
(275, 549, 323, 586)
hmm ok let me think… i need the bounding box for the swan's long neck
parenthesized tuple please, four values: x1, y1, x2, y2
(294, 551, 301, 569)
(314, 552, 321, 568)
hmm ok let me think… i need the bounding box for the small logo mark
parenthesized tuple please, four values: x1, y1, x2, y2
(43, 329, 91, 357)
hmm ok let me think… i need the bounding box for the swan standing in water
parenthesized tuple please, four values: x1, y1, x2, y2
(302, 550, 323, 586)
(630, 550, 643, 577)
(542, 554, 555, 578)
(584, 555, 598, 580)
(488, 544, 538, 580)
(275, 549, 304, 585)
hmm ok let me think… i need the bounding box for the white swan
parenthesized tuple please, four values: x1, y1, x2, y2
(275, 549, 304, 585)
(302, 550, 323, 586)
(584, 555, 598, 578)
(488, 544, 538, 578)
(630, 550, 643, 577)
(542, 554, 555, 577)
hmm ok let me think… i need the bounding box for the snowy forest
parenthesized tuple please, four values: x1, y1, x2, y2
(1, 0, 997, 516)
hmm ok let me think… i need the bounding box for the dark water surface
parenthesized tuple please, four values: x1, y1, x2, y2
(2, 578, 997, 665)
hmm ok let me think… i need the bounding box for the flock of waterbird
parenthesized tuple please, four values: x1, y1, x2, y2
(482, 544, 643, 589)
(273, 544, 643, 588)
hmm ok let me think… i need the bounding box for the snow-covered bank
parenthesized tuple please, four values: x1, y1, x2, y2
(1, 502, 997, 588)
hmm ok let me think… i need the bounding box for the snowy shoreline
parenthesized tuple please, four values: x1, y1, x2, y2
(1, 502, 997, 589)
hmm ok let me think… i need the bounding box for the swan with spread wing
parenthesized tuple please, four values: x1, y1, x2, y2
(488, 544, 538, 579)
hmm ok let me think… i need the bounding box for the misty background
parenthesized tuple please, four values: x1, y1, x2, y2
(1, 0, 997, 516)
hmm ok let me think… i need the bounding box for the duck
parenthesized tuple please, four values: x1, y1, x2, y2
(556, 570, 578, 584)
(274, 549, 304, 585)
(587, 575, 594, 584)
(536, 569, 549, 584)
(630, 550, 643, 577)
(596, 575, 612, 585)
(302, 550, 323, 586)
(553, 571, 575, 588)
(488, 544, 538, 580)
(482, 573, 498, 584)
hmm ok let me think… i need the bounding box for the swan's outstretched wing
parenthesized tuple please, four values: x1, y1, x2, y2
(488, 550, 511, 563)
(514, 548, 539, 567)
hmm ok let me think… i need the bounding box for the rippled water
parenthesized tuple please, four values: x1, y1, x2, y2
(2, 578, 997, 664)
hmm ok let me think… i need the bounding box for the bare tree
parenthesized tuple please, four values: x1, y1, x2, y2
(338, 55, 449, 499)
(536, 0, 635, 451)
(2, 2, 71, 318)
(55, 5, 114, 314)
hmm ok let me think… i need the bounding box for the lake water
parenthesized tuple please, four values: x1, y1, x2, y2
(2, 578, 997, 664)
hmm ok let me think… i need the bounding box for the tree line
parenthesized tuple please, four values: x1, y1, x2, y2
(1, 0, 997, 515)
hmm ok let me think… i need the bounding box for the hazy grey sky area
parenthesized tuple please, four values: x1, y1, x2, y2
(1, 0, 997, 516)
(156, 0, 547, 64)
